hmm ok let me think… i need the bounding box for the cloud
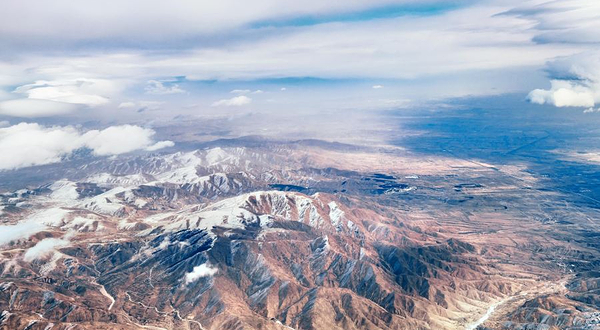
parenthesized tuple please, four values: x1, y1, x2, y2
(185, 263, 218, 284)
(230, 89, 251, 94)
(372, 85, 384, 89)
(146, 140, 175, 151)
(14, 79, 114, 106)
(211, 95, 252, 107)
(528, 80, 596, 108)
(118, 102, 136, 109)
(0, 121, 8, 127)
(0, 78, 123, 117)
(0, 221, 46, 246)
(81, 125, 159, 156)
(230, 89, 263, 95)
(0, 1, 460, 50)
(527, 51, 600, 108)
(584, 107, 600, 114)
(503, 1, 600, 44)
(0, 0, 594, 117)
(0, 99, 81, 117)
(0, 123, 84, 169)
(0, 123, 175, 170)
(145, 80, 185, 95)
(23, 237, 69, 261)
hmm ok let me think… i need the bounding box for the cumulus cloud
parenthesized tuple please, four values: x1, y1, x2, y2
(211, 95, 251, 107)
(23, 237, 69, 261)
(527, 51, 600, 108)
(185, 263, 218, 284)
(0, 123, 174, 170)
(82, 125, 157, 156)
(0, 123, 83, 169)
(528, 80, 596, 108)
(145, 80, 185, 95)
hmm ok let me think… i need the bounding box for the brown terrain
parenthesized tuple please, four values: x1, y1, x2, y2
(0, 143, 599, 330)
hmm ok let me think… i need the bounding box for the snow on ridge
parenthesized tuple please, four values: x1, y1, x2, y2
(328, 201, 345, 230)
(78, 187, 127, 216)
(87, 173, 151, 187)
(49, 180, 79, 201)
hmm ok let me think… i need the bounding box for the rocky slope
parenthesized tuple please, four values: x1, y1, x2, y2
(1, 144, 598, 330)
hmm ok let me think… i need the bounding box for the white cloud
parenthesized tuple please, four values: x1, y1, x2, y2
(185, 263, 218, 284)
(145, 80, 185, 95)
(0, 123, 83, 169)
(504, 1, 600, 44)
(118, 102, 136, 109)
(14, 79, 115, 106)
(230, 89, 263, 95)
(528, 80, 596, 108)
(23, 237, 69, 262)
(372, 85, 384, 89)
(0, 78, 123, 117)
(146, 140, 175, 151)
(584, 107, 599, 113)
(81, 125, 167, 156)
(0, 1, 451, 48)
(211, 95, 252, 107)
(0, 0, 595, 115)
(230, 89, 251, 94)
(0, 221, 46, 246)
(0, 99, 81, 117)
(118, 101, 164, 111)
(527, 51, 600, 108)
(0, 123, 175, 170)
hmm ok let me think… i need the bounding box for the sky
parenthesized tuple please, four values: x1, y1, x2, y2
(0, 0, 599, 170)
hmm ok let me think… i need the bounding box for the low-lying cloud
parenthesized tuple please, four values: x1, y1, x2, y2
(23, 237, 70, 262)
(185, 263, 218, 284)
(0, 123, 174, 170)
(0, 221, 46, 246)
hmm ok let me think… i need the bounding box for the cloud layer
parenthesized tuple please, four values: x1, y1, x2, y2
(0, 0, 597, 120)
(0, 123, 174, 170)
